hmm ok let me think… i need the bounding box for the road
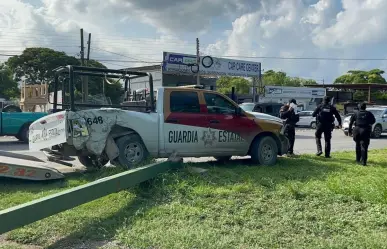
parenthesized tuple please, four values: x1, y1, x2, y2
(0, 128, 385, 163)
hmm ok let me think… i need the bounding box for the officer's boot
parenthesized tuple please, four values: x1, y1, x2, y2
(325, 140, 331, 158)
(361, 142, 368, 166)
(355, 142, 361, 163)
(315, 138, 322, 156)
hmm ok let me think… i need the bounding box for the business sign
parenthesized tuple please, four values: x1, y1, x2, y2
(264, 86, 326, 99)
(162, 51, 261, 77)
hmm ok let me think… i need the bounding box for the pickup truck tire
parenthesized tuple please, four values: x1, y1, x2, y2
(115, 134, 148, 169)
(310, 122, 317, 129)
(17, 123, 30, 143)
(372, 124, 382, 138)
(250, 136, 278, 166)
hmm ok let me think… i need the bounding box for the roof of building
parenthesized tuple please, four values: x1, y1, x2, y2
(121, 64, 161, 72)
(304, 83, 387, 90)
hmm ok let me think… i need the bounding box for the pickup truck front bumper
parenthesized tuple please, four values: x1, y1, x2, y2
(278, 133, 289, 155)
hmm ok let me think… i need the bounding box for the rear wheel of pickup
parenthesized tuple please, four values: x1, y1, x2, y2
(372, 124, 382, 138)
(17, 123, 30, 143)
(115, 134, 148, 169)
(250, 136, 278, 166)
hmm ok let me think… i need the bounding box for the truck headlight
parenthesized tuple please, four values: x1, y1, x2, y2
(70, 118, 89, 138)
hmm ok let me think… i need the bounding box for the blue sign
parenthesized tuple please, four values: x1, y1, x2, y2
(164, 52, 197, 65)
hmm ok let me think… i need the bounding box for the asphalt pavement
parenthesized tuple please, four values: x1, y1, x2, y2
(0, 128, 385, 163)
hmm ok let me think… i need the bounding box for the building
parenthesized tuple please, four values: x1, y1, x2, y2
(122, 64, 218, 92)
(19, 82, 49, 112)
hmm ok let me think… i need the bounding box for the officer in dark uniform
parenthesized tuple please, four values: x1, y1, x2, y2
(280, 99, 299, 156)
(348, 102, 376, 166)
(312, 96, 342, 158)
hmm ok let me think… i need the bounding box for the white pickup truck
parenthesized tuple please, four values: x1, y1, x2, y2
(29, 87, 289, 167)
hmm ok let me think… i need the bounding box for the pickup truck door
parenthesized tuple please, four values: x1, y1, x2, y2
(202, 92, 255, 155)
(1, 112, 25, 135)
(163, 90, 210, 156)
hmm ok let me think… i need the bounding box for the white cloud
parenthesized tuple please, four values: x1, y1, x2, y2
(1, 0, 387, 83)
(312, 0, 387, 48)
(205, 0, 387, 82)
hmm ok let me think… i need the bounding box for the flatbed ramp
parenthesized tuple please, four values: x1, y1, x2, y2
(0, 150, 82, 181)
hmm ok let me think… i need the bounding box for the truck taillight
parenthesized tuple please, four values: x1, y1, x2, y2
(70, 118, 89, 138)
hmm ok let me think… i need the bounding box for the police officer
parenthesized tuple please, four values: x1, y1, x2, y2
(348, 102, 376, 166)
(312, 96, 342, 158)
(280, 99, 299, 156)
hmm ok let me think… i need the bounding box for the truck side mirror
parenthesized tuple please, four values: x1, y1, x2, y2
(236, 107, 243, 116)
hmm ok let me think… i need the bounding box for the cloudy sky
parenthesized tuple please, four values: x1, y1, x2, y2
(1, 0, 387, 83)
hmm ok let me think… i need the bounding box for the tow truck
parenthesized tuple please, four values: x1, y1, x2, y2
(0, 65, 289, 181)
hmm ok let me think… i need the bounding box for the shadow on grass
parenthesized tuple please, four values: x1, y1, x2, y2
(44, 179, 169, 249)
(177, 155, 348, 190)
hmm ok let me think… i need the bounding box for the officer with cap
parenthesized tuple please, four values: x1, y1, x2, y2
(312, 96, 342, 158)
(280, 99, 299, 156)
(348, 102, 376, 166)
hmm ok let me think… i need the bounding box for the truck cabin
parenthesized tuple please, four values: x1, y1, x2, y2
(50, 65, 155, 113)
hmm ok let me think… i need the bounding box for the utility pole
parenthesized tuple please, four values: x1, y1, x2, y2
(196, 38, 200, 86)
(84, 33, 91, 101)
(80, 29, 85, 102)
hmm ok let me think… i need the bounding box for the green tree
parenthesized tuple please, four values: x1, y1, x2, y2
(262, 70, 317, 87)
(334, 69, 386, 84)
(0, 64, 20, 99)
(6, 47, 80, 84)
(216, 76, 251, 94)
(7, 47, 124, 104)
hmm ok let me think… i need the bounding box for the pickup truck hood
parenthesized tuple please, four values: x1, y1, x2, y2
(246, 111, 283, 123)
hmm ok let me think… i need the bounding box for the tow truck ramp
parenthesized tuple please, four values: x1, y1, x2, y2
(0, 150, 83, 181)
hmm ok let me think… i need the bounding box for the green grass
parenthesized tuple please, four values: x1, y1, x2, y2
(2, 150, 387, 249)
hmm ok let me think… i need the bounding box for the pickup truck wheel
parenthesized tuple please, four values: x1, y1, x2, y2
(17, 123, 30, 143)
(310, 122, 317, 129)
(116, 134, 148, 169)
(214, 156, 232, 162)
(250, 136, 278, 166)
(372, 124, 382, 138)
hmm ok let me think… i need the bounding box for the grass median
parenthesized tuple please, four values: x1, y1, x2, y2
(1, 149, 387, 249)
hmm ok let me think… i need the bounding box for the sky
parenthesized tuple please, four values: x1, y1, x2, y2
(1, 0, 387, 83)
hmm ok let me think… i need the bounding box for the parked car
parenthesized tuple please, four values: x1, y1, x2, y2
(296, 111, 341, 129)
(342, 106, 387, 138)
(239, 102, 283, 117)
(0, 110, 47, 142)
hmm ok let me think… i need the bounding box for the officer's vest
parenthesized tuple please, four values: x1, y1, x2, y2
(318, 104, 334, 124)
(356, 110, 370, 128)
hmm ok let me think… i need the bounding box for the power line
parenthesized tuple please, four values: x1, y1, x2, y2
(91, 47, 149, 63)
(95, 59, 160, 64)
(217, 55, 387, 61)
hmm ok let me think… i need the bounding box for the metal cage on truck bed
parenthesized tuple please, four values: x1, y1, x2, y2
(50, 65, 156, 113)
